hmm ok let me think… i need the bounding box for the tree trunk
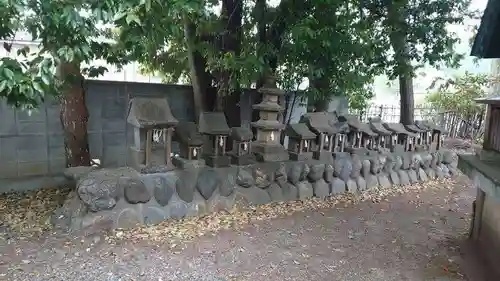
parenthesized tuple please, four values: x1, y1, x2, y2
(398, 74, 414, 124)
(58, 62, 91, 167)
(310, 75, 331, 112)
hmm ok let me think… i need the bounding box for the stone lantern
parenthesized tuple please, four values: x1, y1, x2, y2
(251, 74, 289, 162)
(198, 112, 231, 167)
(229, 127, 255, 165)
(382, 123, 416, 152)
(300, 112, 337, 161)
(173, 121, 203, 168)
(368, 118, 392, 149)
(127, 97, 178, 171)
(285, 123, 316, 161)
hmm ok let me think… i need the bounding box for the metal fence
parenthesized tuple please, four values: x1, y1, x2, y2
(355, 104, 485, 140)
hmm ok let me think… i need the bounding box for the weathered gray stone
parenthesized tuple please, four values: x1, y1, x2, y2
(123, 178, 150, 204)
(197, 169, 220, 200)
(430, 152, 439, 168)
(312, 179, 329, 199)
(114, 208, 142, 229)
(365, 175, 378, 190)
(218, 169, 236, 197)
(267, 183, 284, 202)
(308, 164, 325, 182)
(338, 159, 352, 182)
(377, 174, 391, 188)
(186, 192, 208, 217)
(330, 178, 346, 194)
(398, 170, 410, 185)
(234, 186, 271, 205)
(442, 150, 455, 164)
(324, 164, 334, 183)
(207, 192, 236, 212)
(417, 168, 428, 182)
(142, 206, 166, 226)
(370, 157, 381, 174)
(394, 155, 403, 171)
(356, 177, 367, 191)
(401, 153, 411, 170)
(448, 165, 459, 176)
(389, 171, 400, 185)
(236, 168, 254, 188)
(350, 154, 362, 179)
(254, 166, 272, 189)
(282, 183, 299, 201)
(287, 163, 302, 184)
(152, 176, 175, 206)
(299, 163, 310, 181)
(408, 170, 418, 184)
(297, 181, 313, 200)
(382, 154, 395, 174)
(346, 179, 357, 193)
(440, 164, 450, 177)
(274, 163, 287, 183)
(361, 159, 371, 178)
(169, 198, 190, 219)
(425, 168, 436, 179)
(64, 166, 96, 181)
(435, 166, 445, 179)
(77, 168, 140, 212)
(176, 171, 196, 203)
(411, 153, 422, 170)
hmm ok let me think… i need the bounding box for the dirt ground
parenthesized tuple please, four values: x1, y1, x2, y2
(0, 174, 496, 281)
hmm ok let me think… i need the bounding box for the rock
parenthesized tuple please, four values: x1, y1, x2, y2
(346, 179, 357, 193)
(377, 174, 391, 188)
(408, 170, 418, 184)
(288, 163, 302, 184)
(299, 164, 310, 181)
(338, 159, 352, 182)
(401, 154, 411, 170)
(77, 169, 132, 212)
(114, 208, 142, 229)
(308, 164, 325, 182)
(297, 181, 313, 200)
(398, 170, 410, 186)
(425, 168, 436, 179)
(442, 150, 455, 164)
(448, 165, 459, 176)
(312, 179, 329, 199)
(152, 175, 175, 206)
(267, 183, 284, 202)
(207, 192, 236, 212)
(440, 164, 450, 177)
(350, 155, 362, 179)
(435, 166, 445, 179)
(361, 159, 371, 178)
(282, 183, 299, 201)
(330, 178, 346, 194)
(418, 168, 428, 182)
(383, 154, 395, 174)
(186, 192, 208, 217)
(52, 191, 87, 230)
(393, 156, 403, 171)
(142, 206, 166, 226)
(324, 164, 334, 183)
(234, 186, 271, 205)
(389, 171, 400, 185)
(236, 168, 254, 188)
(365, 175, 378, 190)
(196, 169, 220, 200)
(176, 171, 196, 203)
(410, 153, 422, 170)
(356, 177, 367, 191)
(274, 163, 287, 183)
(168, 198, 190, 219)
(123, 178, 151, 204)
(254, 167, 272, 189)
(370, 157, 381, 174)
(64, 166, 96, 181)
(218, 169, 236, 197)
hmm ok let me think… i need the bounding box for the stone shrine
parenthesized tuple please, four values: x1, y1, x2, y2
(198, 111, 231, 167)
(300, 112, 337, 161)
(251, 74, 289, 162)
(229, 127, 255, 165)
(285, 123, 316, 161)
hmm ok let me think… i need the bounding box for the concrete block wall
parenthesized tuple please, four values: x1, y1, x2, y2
(0, 80, 195, 180)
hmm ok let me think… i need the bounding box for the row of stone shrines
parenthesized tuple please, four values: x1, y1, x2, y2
(58, 145, 458, 231)
(127, 75, 446, 172)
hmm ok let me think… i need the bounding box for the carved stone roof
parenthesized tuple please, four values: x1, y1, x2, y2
(198, 112, 230, 135)
(369, 121, 392, 135)
(127, 97, 178, 128)
(286, 123, 317, 140)
(415, 120, 446, 133)
(339, 115, 377, 136)
(382, 123, 417, 137)
(404, 124, 426, 133)
(300, 112, 336, 134)
(257, 74, 286, 96)
(175, 121, 203, 146)
(230, 127, 254, 141)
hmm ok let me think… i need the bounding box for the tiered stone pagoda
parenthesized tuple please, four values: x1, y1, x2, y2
(127, 97, 178, 172)
(251, 74, 289, 162)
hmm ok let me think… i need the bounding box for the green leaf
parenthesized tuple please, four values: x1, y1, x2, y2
(0, 80, 7, 92)
(33, 82, 44, 93)
(126, 13, 141, 25)
(3, 68, 14, 79)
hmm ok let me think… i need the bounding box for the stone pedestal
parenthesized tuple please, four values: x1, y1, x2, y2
(205, 155, 231, 168)
(253, 142, 289, 162)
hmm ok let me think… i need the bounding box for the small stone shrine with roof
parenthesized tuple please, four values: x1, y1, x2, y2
(368, 117, 392, 149)
(415, 120, 445, 151)
(198, 111, 231, 167)
(251, 74, 289, 162)
(300, 112, 336, 161)
(229, 127, 255, 165)
(382, 122, 415, 152)
(127, 97, 178, 172)
(329, 112, 350, 152)
(285, 123, 316, 161)
(172, 121, 204, 168)
(340, 115, 377, 150)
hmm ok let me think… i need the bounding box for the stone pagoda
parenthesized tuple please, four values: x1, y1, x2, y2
(251, 74, 289, 162)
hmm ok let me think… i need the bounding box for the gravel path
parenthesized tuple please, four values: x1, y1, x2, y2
(0, 175, 494, 281)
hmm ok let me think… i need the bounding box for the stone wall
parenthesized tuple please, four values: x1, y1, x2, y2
(58, 148, 459, 231)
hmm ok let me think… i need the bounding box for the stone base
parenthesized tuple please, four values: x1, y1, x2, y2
(231, 154, 256, 166)
(128, 147, 145, 170)
(313, 151, 334, 162)
(172, 157, 205, 169)
(205, 155, 231, 168)
(289, 151, 313, 161)
(253, 142, 289, 162)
